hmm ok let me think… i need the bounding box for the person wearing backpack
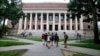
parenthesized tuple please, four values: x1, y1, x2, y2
(63, 32, 68, 48)
(54, 32, 59, 47)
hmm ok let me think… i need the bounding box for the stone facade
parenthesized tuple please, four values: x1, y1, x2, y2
(7, 3, 93, 37)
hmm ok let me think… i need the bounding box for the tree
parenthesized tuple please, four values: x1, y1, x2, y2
(7, 0, 23, 28)
(0, 0, 22, 37)
(68, 0, 100, 44)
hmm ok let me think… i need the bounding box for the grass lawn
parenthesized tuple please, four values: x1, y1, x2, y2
(0, 49, 27, 56)
(62, 49, 89, 56)
(73, 53, 88, 56)
(68, 43, 100, 50)
(0, 37, 15, 40)
(79, 39, 94, 43)
(0, 41, 30, 47)
(68, 39, 100, 50)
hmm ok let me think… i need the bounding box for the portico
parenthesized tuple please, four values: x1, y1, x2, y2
(14, 3, 85, 36)
(18, 12, 83, 31)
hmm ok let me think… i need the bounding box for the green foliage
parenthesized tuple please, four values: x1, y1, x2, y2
(0, 25, 9, 38)
(0, 49, 27, 56)
(73, 53, 87, 56)
(0, 37, 15, 40)
(0, 41, 30, 47)
(0, 50, 18, 56)
(79, 39, 94, 43)
(0, 0, 23, 28)
(68, 0, 100, 44)
(68, 43, 100, 50)
(68, 39, 100, 50)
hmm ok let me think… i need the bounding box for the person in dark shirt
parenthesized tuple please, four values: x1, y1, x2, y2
(50, 32, 55, 46)
(54, 32, 59, 47)
(63, 32, 68, 48)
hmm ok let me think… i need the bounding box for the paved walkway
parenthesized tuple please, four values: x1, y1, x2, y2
(0, 36, 100, 56)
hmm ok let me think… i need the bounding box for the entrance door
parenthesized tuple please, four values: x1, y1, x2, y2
(55, 25, 58, 31)
(49, 25, 52, 31)
(43, 24, 46, 31)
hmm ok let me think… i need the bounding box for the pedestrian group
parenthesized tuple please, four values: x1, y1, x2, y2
(41, 32, 68, 49)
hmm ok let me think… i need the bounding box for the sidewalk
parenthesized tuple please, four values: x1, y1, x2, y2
(0, 36, 100, 56)
(22, 42, 63, 56)
(0, 37, 63, 56)
(60, 45, 100, 56)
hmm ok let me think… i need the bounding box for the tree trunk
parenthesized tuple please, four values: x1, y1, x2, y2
(0, 17, 6, 38)
(12, 24, 15, 29)
(93, 10, 100, 44)
(11, 22, 15, 29)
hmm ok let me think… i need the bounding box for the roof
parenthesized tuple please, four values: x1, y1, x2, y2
(22, 3, 67, 9)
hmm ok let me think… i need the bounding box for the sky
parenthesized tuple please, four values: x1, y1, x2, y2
(22, 0, 70, 3)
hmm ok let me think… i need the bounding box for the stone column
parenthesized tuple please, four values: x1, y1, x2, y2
(29, 13, 32, 30)
(35, 13, 37, 30)
(75, 17, 78, 30)
(80, 15, 83, 30)
(53, 13, 55, 31)
(59, 13, 61, 30)
(19, 18, 23, 29)
(64, 13, 67, 30)
(24, 14, 27, 30)
(47, 13, 49, 31)
(70, 19, 72, 30)
(41, 13, 43, 30)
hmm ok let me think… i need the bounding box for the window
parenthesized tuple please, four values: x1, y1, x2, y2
(27, 25, 29, 29)
(78, 25, 80, 30)
(72, 25, 74, 30)
(55, 16, 59, 21)
(61, 25, 64, 30)
(32, 13, 35, 20)
(49, 25, 52, 30)
(43, 14, 46, 20)
(33, 25, 35, 29)
(61, 16, 64, 21)
(37, 13, 41, 20)
(27, 13, 30, 19)
(55, 25, 58, 31)
(67, 25, 69, 30)
(38, 25, 40, 29)
(43, 24, 46, 31)
(88, 25, 90, 29)
(49, 16, 53, 21)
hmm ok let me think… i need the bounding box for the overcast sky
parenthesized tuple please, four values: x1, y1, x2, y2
(22, 0, 70, 3)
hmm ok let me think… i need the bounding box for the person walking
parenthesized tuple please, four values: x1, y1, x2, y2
(44, 33, 47, 46)
(47, 35, 51, 49)
(54, 32, 59, 47)
(63, 32, 68, 48)
(50, 32, 55, 46)
(41, 33, 45, 45)
(46, 32, 51, 49)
